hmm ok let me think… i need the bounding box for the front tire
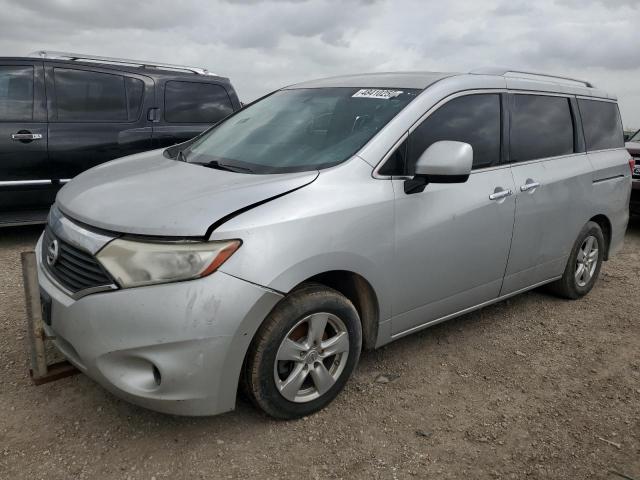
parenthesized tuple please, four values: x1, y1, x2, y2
(244, 283, 362, 419)
(548, 221, 605, 299)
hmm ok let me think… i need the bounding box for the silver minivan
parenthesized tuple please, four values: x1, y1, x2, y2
(36, 69, 632, 419)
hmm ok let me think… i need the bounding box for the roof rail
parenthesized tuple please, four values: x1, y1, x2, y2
(470, 67, 594, 88)
(29, 50, 217, 76)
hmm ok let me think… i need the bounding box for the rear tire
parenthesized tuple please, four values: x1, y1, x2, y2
(244, 283, 362, 420)
(548, 221, 604, 299)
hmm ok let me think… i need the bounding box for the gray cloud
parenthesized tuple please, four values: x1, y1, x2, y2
(493, 0, 536, 16)
(16, 0, 202, 30)
(521, 24, 640, 71)
(556, 0, 639, 9)
(0, 0, 639, 127)
(209, 1, 376, 49)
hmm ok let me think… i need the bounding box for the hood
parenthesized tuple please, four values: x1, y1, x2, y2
(56, 149, 318, 237)
(625, 141, 640, 155)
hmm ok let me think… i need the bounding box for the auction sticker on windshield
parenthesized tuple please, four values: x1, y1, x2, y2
(352, 89, 404, 99)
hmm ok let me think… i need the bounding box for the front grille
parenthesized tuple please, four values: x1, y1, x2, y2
(42, 228, 114, 294)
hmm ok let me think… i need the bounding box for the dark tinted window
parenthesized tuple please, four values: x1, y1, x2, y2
(379, 139, 408, 176)
(125, 77, 144, 121)
(578, 99, 624, 151)
(406, 94, 501, 174)
(0, 66, 34, 121)
(510, 95, 574, 162)
(165, 81, 233, 123)
(55, 68, 128, 122)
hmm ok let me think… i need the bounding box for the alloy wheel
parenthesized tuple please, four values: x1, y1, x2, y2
(575, 235, 599, 287)
(273, 312, 350, 403)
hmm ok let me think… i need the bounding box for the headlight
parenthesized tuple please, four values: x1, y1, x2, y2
(96, 238, 241, 288)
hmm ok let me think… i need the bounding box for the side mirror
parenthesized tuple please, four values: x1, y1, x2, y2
(404, 141, 473, 194)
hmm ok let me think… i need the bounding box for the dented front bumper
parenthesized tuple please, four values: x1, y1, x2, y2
(36, 235, 283, 416)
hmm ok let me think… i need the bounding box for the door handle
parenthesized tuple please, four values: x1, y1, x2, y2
(147, 108, 159, 122)
(520, 180, 541, 192)
(489, 189, 512, 201)
(11, 132, 43, 141)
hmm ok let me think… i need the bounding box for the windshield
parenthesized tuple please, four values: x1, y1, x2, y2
(183, 87, 420, 173)
(630, 129, 640, 142)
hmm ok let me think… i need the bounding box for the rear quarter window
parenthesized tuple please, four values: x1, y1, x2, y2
(125, 77, 144, 121)
(164, 81, 234, 123)
(578, 99, 624, 151)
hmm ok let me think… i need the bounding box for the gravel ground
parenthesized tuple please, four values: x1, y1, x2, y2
(0, 220, 638, 480)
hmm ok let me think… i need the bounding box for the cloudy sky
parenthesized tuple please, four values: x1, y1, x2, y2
(1, 0, 639, 128)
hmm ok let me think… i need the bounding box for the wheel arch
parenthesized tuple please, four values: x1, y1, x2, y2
(589, 214, 612, 260)
(299, 270, 380, 351)
(236, 269, 380, 411)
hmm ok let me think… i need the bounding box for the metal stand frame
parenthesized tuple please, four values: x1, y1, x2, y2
(21, 251, 79, 385)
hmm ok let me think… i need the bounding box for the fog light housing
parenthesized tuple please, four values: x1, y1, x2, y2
(96, 355, 163, 393)
(152, 365, 162, 386)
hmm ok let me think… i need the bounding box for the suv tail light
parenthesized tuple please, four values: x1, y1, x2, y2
(630, 158, 636, 175)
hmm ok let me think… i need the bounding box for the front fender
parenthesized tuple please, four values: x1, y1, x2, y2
(213, 158, 396, 323)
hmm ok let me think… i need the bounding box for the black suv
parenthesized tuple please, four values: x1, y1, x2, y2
(0, 51, 241, 226)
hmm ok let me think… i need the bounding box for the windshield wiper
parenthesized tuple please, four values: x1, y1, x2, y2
(195, 160, 254, 173)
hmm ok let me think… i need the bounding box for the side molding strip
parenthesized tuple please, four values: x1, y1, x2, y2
(390, 276, 562, 340)
(593, 174, 625, 184)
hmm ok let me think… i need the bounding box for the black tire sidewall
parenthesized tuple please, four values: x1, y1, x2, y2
(563, 222, 605, 298)
(247, 285, 362, 419)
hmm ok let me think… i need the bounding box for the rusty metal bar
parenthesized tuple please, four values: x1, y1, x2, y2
(21, 251, 79, 384)
(31, 360, 79, 385)
(22, 251, 48, 379)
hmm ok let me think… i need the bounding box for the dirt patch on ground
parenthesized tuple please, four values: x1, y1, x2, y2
(1, 220, 639, 479)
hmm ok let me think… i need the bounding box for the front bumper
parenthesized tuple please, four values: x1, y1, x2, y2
(36, 235, 283, 416)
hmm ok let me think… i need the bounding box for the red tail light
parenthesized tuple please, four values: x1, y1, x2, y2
(630, 158, 636, 175)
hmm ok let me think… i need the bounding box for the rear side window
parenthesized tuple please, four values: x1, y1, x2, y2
(164, 81, 233, 123)
(578, 99, 624, 151)
(125, 77, 144, 121)
(404, 93, 501, 174)
(54, 70, 143, 122)
(510, 94, 574, 162)
(54, 68, 130, 122)
(0, 66, 34, 121)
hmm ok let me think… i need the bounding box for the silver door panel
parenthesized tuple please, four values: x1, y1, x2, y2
(391, 279, 502, 337)
(502, 154, 593, 295)
(390, 167, 516, 335)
